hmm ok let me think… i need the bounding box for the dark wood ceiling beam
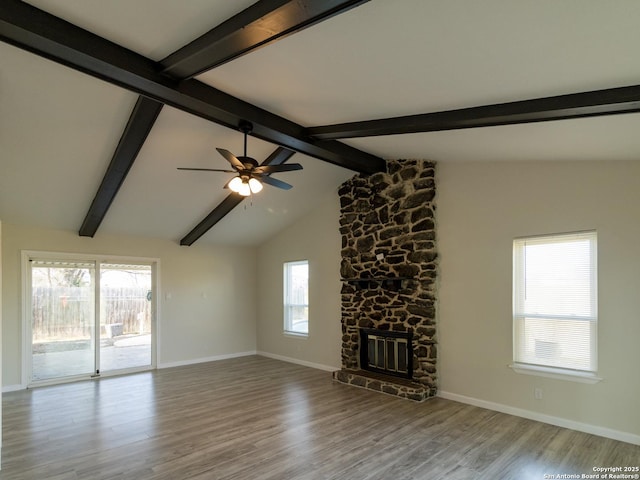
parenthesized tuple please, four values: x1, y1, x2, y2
(79, 1, 370, 239)
(307, 85, 640, 140)
(0, 0, 384, 174)
(180, 147, 296, 246)
(161, 0, 369, 79)
(79, 97, 163, 237)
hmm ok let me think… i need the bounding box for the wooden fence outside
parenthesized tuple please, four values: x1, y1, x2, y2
(32, 286, 152, 341)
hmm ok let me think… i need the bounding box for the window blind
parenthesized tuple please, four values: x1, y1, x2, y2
(513, 231, 597, 373)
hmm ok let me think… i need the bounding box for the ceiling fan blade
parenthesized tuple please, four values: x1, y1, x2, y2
(216, 148, 245, 170)
(259, 175, 293, 190)
(177, 167, 236, 173)
(253, 163, 303, 174)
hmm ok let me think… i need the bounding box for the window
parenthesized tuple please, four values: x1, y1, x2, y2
(284, 260, 309, 335)
(512, 231, 598, 379)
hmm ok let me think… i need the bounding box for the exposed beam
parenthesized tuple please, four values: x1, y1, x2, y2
(180, 147, 296, 246)
(0, 0, 384, 174)
(307, 85, 640, 140)
(79, 97, 163, 237)
(161, 0, 369, 79)
(80, 0, 370, 239)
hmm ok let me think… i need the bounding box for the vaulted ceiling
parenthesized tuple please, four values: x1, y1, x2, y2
(2, 1, 640, 246)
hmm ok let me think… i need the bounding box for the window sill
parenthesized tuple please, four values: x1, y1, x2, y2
(283, 331, 308, 339)
(509, 363, 602, 384)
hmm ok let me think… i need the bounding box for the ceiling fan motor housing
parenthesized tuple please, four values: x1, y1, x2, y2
(237, 156, 259, 170)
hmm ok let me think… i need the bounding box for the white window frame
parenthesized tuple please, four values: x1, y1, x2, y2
(283, 260, 309, 337)
(510, 231, 602, 384)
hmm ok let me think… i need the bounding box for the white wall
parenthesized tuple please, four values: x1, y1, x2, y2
(437, 160, 640, 441)
(1, 223, 257, 387)
(256, 193, 343, 370)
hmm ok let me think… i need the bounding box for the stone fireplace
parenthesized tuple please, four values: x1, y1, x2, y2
(333, 159, 437, 401)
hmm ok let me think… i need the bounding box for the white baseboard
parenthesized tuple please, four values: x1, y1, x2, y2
(157, 350, 257, 369)
(257, 351, 339, 373)
(2, 384, 25, 393)
(438, 390, 640, 446)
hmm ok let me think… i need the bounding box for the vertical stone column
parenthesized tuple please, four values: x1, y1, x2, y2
(337, 159, 437, 398)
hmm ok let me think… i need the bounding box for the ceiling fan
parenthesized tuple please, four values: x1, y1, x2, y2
(178, 121, 302, 196)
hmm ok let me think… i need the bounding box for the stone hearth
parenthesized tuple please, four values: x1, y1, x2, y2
(333, 159, 437, 401)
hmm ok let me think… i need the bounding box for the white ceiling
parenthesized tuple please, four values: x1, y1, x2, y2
(2, 0, 640, 246)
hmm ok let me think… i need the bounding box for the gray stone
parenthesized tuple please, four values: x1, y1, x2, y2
(408, 250, 437, 263)
(371, 194, 387, 208)
(385, 254, 405, 264)
(379, 226, 406, 241)
(351, 376, 366, 387)
(341, 266, 356, 281)
(407, 304, 432, 317)
(394, 264, 420, 278)
(341, 248, 358, 259)
(363, 211, 378, 225)
(354, 187, 370, 199)
(340, 196, 354, 209)
(370, 172, 388, 186)
(353, 199, 370, 212)
(368, 380, 382, 391)
(387, 184, 406, 199)
(403, 190, 435, 209)
(378, 206, 389, 224)
(413, 177, 435, 190)
(357, 318, 374, 328)
(382, 385, 399, 395)
(356, 235, 375, 253)
(410, 207, 433, 223)
(412, 219, 435, 232)
(392, 211, 410, 225)
(409, 231, 435, 241)
(387, 161, 402, 174)
(399, 167, 418, 180)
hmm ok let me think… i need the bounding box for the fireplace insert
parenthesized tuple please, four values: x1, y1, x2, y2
(359, 328, 413, 379)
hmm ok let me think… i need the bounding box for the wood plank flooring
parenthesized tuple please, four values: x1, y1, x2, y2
(1, 356, 638, 479)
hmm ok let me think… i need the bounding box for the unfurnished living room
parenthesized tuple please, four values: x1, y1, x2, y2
(1, 1, 640, 479)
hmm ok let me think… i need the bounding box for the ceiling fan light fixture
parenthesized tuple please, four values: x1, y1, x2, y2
(228, 176, 243, 193)
(238, 180, 251, 197)
(248, 177, 263, 194)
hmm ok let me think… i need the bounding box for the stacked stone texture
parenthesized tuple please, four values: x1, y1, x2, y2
(337, 159, 437, 399)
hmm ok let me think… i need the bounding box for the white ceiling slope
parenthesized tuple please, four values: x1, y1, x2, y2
(2, 1, 640, 246)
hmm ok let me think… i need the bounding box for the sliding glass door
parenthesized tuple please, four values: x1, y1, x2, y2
(27, 254, 156, 386)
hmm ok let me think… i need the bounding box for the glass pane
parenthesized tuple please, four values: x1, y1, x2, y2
(398, 341, 407, 373)
(376, 339, 385, 368)
(100, 264, 152, 371)
(284, 261, 309, 334)
(516, 316, 595, 371)
(386, 340, 396, 371)
(522, 237, 594, 317)
(368, 338, 375, 366)
(31, 264, 95, 381)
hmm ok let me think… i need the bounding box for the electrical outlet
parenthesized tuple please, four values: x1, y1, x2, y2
(534, 388, 543, 400)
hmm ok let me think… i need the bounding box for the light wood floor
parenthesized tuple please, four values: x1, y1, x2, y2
(1, 356, 638, 480)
